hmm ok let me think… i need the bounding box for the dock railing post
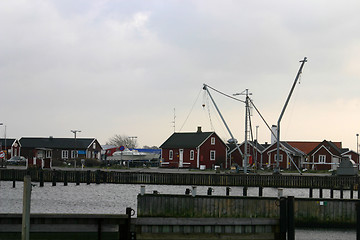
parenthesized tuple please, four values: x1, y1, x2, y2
(22, 175, 31, 240)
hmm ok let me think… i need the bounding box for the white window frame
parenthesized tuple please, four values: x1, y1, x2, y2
(169, 150, 173, 160)
(71, 150, 78, 159)
(190, 150, 194, 160)
(62, 150, 69, 159)
(46, 150, 52, 158)
(211, 137, 215, 145)
(210, 150, 216, 161)
(274, 154, 283, 162)
(319, 155, 326, 163)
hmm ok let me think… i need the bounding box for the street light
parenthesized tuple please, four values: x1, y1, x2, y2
(357, 134, 359, 168)
(71, 130, 81, 168)
(0, 123, 4, 167)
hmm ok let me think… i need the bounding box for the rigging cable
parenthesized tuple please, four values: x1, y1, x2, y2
(205, 84, 246, 103)
(179, 88, 203, 132)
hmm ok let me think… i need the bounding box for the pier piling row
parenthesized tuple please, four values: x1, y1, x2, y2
(1, 168, 360, 190)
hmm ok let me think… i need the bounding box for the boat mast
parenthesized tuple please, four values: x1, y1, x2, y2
(274, 57, 307, 174)
(234, 89, 252, 173)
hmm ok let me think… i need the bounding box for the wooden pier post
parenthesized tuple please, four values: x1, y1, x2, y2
(309, 187, 313, 198)
(340, 186, 344, 199)
(207, 187, 213, 196)
(287, 196, 295, 240)
(351, 184, 354, 199)
(22, 175, 31, 240)
(243, 186, 248, 196)
(39, 169, 44, 187)
(259, 186, 263, 197)
(12, 169, 16, 188)
(319, 188, 323, 199)
(356, 202, 360, 240)
(96, 170, 101, 184)
(86, 170, 91, 185)
(330, 188, 334, 199)
(64, 171, 68, 186)
(279, 197, 287, 240)
(52, 170, 57, 186)
(76, 171, 80, 186)
(226, 187, 231, 196)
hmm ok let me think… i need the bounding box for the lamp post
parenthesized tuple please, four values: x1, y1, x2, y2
(0, 123, 4, 167)
(357, 133, 359, 168)
(71, 130, 81, 169)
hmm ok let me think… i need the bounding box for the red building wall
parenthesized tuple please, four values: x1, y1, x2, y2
(311, 147, 336, 171)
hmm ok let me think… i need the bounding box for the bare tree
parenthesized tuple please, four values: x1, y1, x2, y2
(106, 134, 138, 148)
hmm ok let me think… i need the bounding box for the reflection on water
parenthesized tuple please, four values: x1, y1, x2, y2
(0, 181, 356, 239)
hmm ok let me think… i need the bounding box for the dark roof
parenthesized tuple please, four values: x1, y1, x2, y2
(19, 137, 98, 149)
(160, 132, 215, 149)
(308, 140, 342, 156)
(0, 138, 16, 148)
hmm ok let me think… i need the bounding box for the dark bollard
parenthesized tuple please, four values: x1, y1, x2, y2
(351, 184, 354, 199)
(226, 187, 231, 196)
(185, 188, 191, 195)
(64, 171, 68, 186)
(319, 188, 323, 199)
(358, 185, 360, 200)
(340, 186, 344, 199)
(52, 170, 57, 186)
(287, 196, 295, 240)
(207, 187, 213, 196)
(309, 188, 313, 198)
(243, 187, 248, 196)
(76, 171, 80, 186)
(279, 197, 287, 240)
(330, 188, 334, 199)
(259, 186, 263, 197)
(13, 180, 16, 188)
(86, 170, 91, 185)
(39, 169, 44, 187)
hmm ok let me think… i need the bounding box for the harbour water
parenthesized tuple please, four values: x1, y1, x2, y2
(0, 181, 356, 239)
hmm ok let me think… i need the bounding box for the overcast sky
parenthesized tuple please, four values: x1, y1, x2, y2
(1, 0, 360, 150)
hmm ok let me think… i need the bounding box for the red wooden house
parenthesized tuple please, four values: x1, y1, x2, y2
(160, 127, 228, 169)
(228, 141, 265, 169)
(262, 141, 304, 170)
(307, 140, 342, 171)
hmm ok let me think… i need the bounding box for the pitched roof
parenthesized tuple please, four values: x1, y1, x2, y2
(308, 140, 342, 156)
(0, 138, 16, 148)
(286, 141, 322, 155)
(160, 132, 215, 149)
(19, 137, 99, 149)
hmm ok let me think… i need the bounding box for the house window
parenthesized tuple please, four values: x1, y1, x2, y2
(210, 150, 216, 161)
(274, 154, 283, 162)
(169, 150, 173, 160)
(62, 150, 69, 159)
(190, 150, 194, 160)
(71, 150, 78, 158)
(211, 137, 215, 145)
(319, 155, 326, 163)
(46, 150, 52, 158)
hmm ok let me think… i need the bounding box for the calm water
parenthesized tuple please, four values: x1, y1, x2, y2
(0, 181, 356, 239)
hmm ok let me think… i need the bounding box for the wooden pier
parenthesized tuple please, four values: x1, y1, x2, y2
(1, 168, 359, 190)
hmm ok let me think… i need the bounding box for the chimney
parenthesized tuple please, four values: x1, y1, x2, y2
(271, 125, 278, 144)
(197, 126, 202, 133)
